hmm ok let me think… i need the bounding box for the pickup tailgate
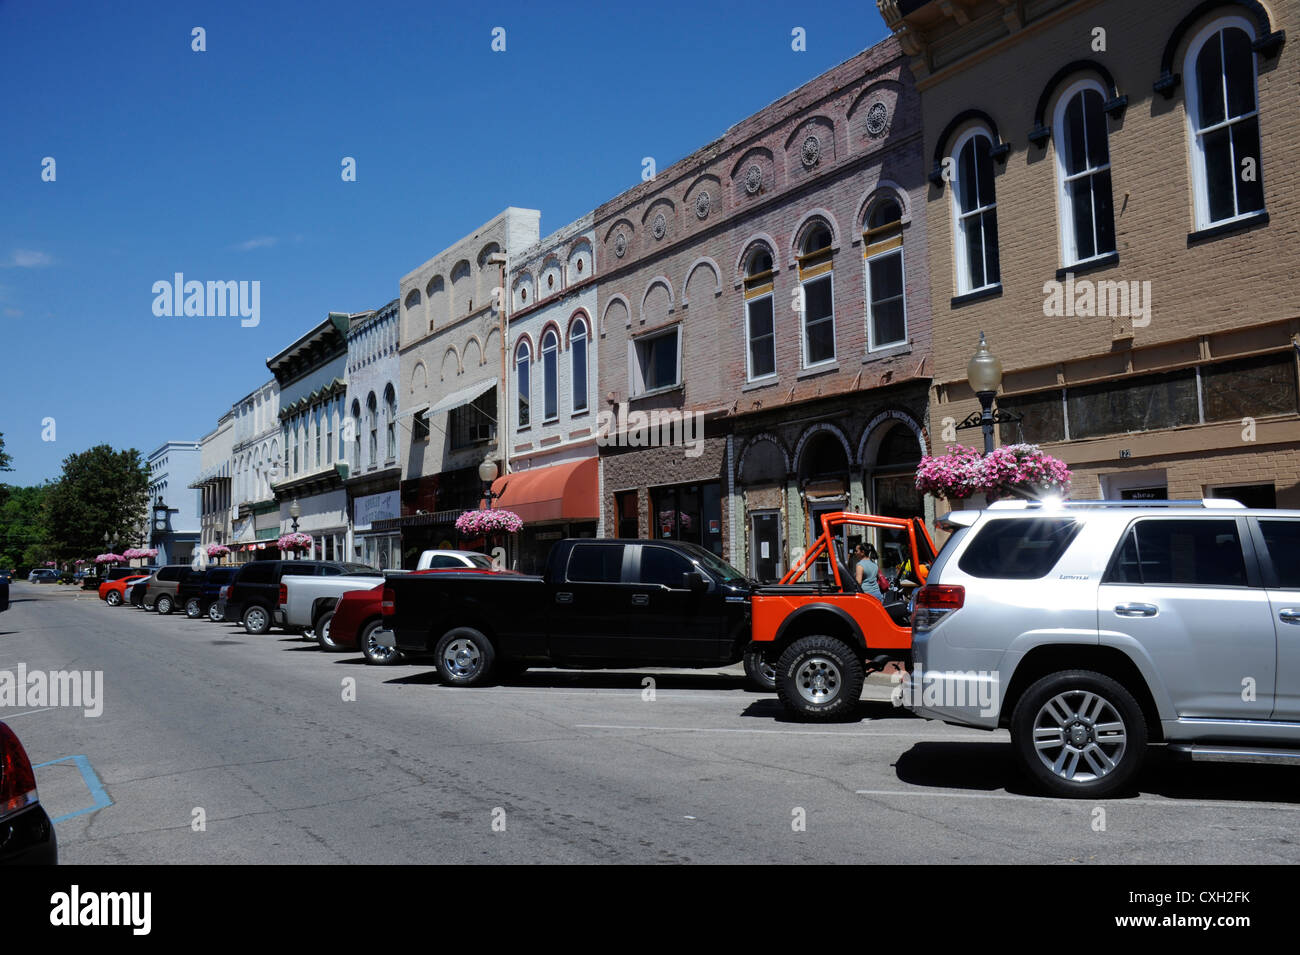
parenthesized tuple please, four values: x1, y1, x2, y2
(385, 571, 548, 657)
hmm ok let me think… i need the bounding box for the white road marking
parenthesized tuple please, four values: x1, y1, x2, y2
(575, 722, 990, 738)
(1, 707, 57, 719)
(854, 788, 1300, 812)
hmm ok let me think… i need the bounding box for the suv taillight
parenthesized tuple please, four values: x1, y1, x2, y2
(381, 587, 395, 616)
(0, 723, 39, 821)
(220, 584, 231, 599)
(278, 583, 288, 607)
(912, 584, 964, 631)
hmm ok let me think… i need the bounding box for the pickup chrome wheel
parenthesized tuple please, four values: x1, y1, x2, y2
(105, 590, 122, 606)
(314, 611, 342, 651)
(185, 598, 203, 618)
(1011, 670, 1147, 798)
(742, 643, 777, 692)
(361, 620, 401, 665)
(434, 628, 495, 687)
(775, 635, 864, 722)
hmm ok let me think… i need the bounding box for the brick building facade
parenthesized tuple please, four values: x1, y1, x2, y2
(596, 37, 932, 579)
(880, 0, 1300, 507)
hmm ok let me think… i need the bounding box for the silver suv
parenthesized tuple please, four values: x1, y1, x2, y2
(906, 498, 1300, 797)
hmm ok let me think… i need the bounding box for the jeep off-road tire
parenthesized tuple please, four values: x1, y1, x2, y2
(742, 643, 777, 692)
(1010, 669, 1148, 798)
(433, 627, 496, 687)
(776, 635, 865, 721)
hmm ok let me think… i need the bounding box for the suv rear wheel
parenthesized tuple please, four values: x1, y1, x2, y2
(155, 594, 174, 615)
(185, 597, 203, 618)
(1010, 669, 1147, 798)
(776, 635, 864, 721)
(242, 604, 272, 635)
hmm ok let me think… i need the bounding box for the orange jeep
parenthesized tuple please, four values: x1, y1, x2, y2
(750, 511, 937, 720)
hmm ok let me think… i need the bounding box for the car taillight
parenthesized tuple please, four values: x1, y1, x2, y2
(912, 584, 964, 631)
(0, 723, 39, 821)
(278, 583, 288, 607)
(381, 587, 395, 616)
(220, 585, 230, 599)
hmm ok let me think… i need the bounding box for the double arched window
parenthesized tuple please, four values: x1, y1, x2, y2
(1185, 17, 1265, 229)
(1054, 80, 1116, 265)
(950, 129, 1000, 295)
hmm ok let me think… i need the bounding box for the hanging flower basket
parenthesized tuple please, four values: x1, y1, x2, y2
(207, 544, 232, 559)
(455, 509, 523, 537)
(916, 443, 1070, 502)
(277, 532, 313, 552)
(94, 553, 127, 564)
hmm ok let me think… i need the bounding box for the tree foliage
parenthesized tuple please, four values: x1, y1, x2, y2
(0, 484, 53, 569)
(45, 445, 151, 557)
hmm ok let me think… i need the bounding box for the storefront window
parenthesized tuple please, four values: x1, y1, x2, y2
(651, 482, 722, 556)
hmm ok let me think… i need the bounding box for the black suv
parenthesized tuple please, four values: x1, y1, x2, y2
(180, 566, 238, 619)
(225, 560, 355, 635)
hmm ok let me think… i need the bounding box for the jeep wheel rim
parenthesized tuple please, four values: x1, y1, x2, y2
(1032, 690, 1127, 782)
(796, 656, 841, 704)
(444, 638, 482, 679)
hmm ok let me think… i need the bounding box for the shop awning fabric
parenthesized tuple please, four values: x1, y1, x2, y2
(488, 458, 598, 524)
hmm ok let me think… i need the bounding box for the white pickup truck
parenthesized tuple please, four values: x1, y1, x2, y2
(287, 550, 492, 650)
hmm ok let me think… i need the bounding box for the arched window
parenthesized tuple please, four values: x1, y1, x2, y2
(515, 340, 531, 430)
(863, 196, 907, 351)
(797, 223, 835, 367)
(541, 328, 559, 421)
(384, 384, 397, 460)
(570, 318, 589, 413)
(1055, 81, 1115, 265)
(743, 245, 776, 380)
(1185, 18, 1265, 229)
(951, 130, 1000, 294)
(366, 392, 378, 468)
(350, 399, 362, 471)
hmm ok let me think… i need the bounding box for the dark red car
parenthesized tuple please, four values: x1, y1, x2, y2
(331, 568, 517, 664)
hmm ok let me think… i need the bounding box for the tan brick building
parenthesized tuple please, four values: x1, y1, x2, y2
(879, 0, 1300, 506)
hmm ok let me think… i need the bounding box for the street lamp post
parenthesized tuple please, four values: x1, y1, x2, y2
(956, 332, 1020, 454)
(289, 498, 301, 532)
(478, 457, 500, 509)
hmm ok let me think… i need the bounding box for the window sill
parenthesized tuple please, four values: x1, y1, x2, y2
(950, 284, 1003, 308)
(543, 417, 560, 426)
(864, 341, 911, 360)
(630, 383, 684, 400)
(797, 362, 839, 380)
(742, 375, 779, 392)
(1055, 251, 1119, 281)
(1188, 211, 1269, 246)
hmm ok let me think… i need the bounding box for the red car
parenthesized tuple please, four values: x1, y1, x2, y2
(331, 568, 516, 665)
(99, 574, 150, 606)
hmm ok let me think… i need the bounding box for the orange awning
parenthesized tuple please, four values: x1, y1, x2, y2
(488, 457, 598, 524)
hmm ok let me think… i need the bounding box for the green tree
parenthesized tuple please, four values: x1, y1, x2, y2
(0, 484, 52, 569)
(45, 445, 151, 558)
(0, 432, 13, 472)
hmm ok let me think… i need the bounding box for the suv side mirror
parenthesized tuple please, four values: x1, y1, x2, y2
(683, 571, 708, 593)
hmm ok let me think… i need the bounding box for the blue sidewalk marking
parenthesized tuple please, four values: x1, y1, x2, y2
(32, 754, 113, 822)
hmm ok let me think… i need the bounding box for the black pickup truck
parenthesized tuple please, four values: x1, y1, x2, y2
(382, 538, 772, 689)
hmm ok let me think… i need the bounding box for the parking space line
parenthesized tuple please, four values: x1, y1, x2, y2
(576, 722, 990, 738)
(854, 788, 1300, 812)
(31, 754, 113, 822)
(1, 707, 56, 719)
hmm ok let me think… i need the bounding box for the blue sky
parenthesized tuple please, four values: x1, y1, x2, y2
(0, 0, 890, 486)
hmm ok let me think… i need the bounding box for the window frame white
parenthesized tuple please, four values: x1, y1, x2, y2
(1184, 15, 1265, 231)
(745, 290, 777, 382)
(541, 328, 559, 423)
(630, 325, 682, 396)
(570, 318, 589, 415)
(949, 127, 1001, 295)
(514, 339, 532, 431)
(864, 244, 908, 352)
(799, 270, 836, 369)
(1053, 78, 1116, 267)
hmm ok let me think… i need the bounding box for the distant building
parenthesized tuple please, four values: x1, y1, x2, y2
(147, 440, 201, 566)
(190, 410, 235, 564)
(228, 380, 281, 561)
(344, 298, 401, 569)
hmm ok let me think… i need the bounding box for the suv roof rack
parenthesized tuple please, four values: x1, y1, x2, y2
(985, 497, 1246, 510)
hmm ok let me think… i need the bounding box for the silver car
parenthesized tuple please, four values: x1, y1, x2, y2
(907, 498, 1300, 797)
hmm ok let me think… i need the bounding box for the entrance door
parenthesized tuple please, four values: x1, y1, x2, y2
(749, 511, 783, 583)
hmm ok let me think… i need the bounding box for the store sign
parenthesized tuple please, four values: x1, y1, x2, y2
(354, 491, 399, 531)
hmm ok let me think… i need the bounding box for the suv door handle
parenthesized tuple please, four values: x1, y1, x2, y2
(630, 594, 649, 607)
(1114, 603, 1158, 617)
(1279, 608, 1300, 625)
(555, 592, 573, 604)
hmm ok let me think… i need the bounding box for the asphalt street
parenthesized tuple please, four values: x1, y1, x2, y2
(4, 581, 1300, 864)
